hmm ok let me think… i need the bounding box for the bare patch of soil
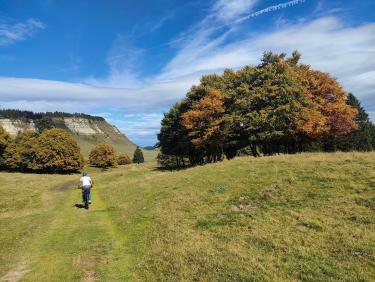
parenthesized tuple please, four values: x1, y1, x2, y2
(1, 265, 30, 282)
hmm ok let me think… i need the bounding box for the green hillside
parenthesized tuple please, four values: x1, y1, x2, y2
(1, 152, 374, 280)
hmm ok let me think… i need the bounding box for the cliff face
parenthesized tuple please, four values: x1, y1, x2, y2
(0, 112, 156, 161)
(0, 118, 36, 135)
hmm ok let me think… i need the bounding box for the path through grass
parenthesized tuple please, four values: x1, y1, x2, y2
(0, 171, 136, 281)
(1, 152, 375, 281)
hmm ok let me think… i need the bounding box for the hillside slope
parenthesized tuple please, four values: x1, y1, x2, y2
(94, 152, 375, 280)
(0, 110, 157, 161)
(1, 153, 374, 281)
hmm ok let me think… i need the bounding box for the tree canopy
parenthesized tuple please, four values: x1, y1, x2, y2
(157, 51, 363, 167)
(89, 144, 117, 168)
(118, 153, 132, 165)
(32, 128, 84, 173)
(0, 127, 83, 173)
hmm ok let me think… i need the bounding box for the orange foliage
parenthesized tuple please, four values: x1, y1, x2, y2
(181, 88, 226, 148)
(296, 68, 358, 138)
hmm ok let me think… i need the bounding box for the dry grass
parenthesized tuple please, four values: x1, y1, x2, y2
(1, 152, 374, 281)
(96, 152, 375, 281)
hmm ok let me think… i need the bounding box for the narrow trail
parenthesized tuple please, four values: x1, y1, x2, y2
(2, 181, 133, 282)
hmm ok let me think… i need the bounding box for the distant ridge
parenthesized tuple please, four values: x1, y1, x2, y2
(0, 109, 157, 161)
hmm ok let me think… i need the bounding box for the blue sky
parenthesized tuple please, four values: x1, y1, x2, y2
(0, 0, 374, 146)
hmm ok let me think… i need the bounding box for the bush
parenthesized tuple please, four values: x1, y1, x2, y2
(118, 154, 132, 165)
(89, 144, 117, 168)
(32, 128, 84, 173)
(133, 146, 144, 164)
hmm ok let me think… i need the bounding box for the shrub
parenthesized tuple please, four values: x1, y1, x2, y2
(133, 146, 144, 164)
(118, 154, 132, 165)
(33, 128, 84, 173)
(89, 144, 117, 168)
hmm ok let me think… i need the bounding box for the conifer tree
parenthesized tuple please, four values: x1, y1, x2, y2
(133, 146, 144, 164)
(334, 93, 375, 151)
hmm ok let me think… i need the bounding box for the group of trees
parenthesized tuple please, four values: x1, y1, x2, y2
(0, 125, 145, 172)
(88, 144, 143, 168)
(0, 127, 84, 173)
(157, 51, 375, 167)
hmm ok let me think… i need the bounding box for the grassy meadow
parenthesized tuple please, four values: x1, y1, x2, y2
(1, 152, 375, 281)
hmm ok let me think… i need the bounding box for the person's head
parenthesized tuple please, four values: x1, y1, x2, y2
(82, 172, 88, 177)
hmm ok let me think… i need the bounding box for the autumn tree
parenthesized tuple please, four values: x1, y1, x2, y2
(0, 125, 11, 168)
(33, 128, 84, 173)
(4, 142, 22, 170)
(3, 131, 38, 171)
(181, 87, 227, 162)
(89, 144, 117, 168)
(295, 66, 357, 139)
(117, 153, 132, 165)
(133, 146, 144, 164)
(224, 54, 309, 156)
(157, 51, 360, 167)
(18, 130, 38, 171)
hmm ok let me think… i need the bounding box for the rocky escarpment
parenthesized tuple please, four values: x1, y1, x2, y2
(64, 118, 104, 135)
(0, 118, 36, 135)
(0, 117, 120, 137)
(0, 110, 157, 161)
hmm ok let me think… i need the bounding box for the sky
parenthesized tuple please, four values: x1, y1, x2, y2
(0, 0, 374, 146)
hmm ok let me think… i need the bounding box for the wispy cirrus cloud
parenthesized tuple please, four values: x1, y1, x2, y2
(0, 1, 374, 145)
(0, 18, 45, 46)
(86, 34, 145, 89)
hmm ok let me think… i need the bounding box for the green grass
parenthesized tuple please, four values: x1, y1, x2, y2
(1, 152, 375, 281)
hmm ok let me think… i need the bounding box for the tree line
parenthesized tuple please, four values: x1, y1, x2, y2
(0, 126, 144, 173)
(157, 51, 375, 168)
(0, 109, 105, 121)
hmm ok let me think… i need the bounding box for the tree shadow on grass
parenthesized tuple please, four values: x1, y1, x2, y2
(152, 164, 197, 172)
(74, 203, 87, 209)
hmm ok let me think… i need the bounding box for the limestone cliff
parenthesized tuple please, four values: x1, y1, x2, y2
(0, 110, 156, 161)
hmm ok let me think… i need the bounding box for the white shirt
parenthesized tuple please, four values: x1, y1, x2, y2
(80, 176, 92, 186)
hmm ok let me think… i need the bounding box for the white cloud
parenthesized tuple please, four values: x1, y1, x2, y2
(86, 34, 145, 89)
(1, 16, 374, 114)
(211, 0, 259, 22)
(0, 18, 45, 46)
(0, 3, 374, 145)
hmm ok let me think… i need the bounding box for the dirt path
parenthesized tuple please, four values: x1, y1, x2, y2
(1, 180, 133, 282)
